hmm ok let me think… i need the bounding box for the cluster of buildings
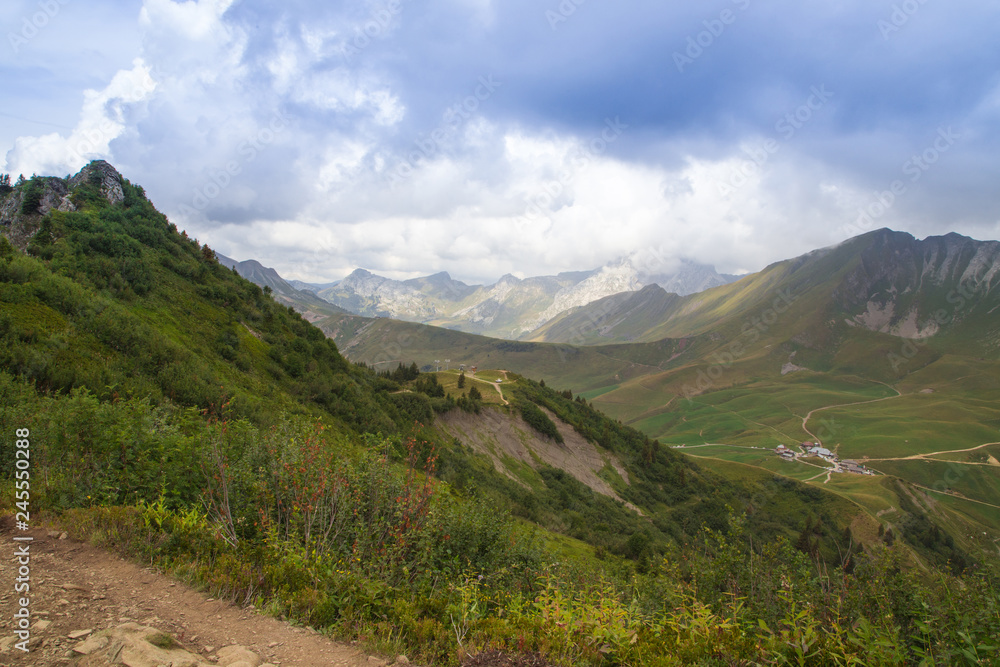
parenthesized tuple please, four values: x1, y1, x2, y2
(775, 444, 796, 459)
(774, 442, 873, 475)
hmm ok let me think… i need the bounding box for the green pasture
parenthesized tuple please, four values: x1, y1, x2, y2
(433, 369, 506, 404)
(816, 392, 1000, 460)
(867, 459, 1000, 508)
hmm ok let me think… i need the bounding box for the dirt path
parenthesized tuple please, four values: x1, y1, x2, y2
(0, 521, 406, 667)
(866, 441, 1000, 462)
(801, 388, 904, 444)
(471, 370, 509, 405)
(909, 484, 1000, 511)
(492, 382, 509, 405)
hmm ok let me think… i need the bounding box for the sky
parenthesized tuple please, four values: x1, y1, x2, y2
(3, 0, 1000, 285)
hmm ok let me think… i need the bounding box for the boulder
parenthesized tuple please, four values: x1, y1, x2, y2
(75, 623, 209, 667)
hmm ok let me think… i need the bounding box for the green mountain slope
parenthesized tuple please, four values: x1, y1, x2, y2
(532, 229, 1000, 351)
(3, 163, 998, 665)
(217, 253, 349, 321)
(0, 164, 407, 435)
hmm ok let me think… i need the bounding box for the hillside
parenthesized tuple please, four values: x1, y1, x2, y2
(532, 229, 1000, 350)
(317, 310, 693, 391)
(327, 229, 1000, 572)
(217, 253, 349, 322)
(2, 164, 998, 665)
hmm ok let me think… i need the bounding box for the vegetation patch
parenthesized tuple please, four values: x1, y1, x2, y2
(146, 632, 179, 650)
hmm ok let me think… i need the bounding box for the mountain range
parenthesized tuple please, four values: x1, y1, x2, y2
(224, 253, 736, 340)
(529, 229, 1000, 347)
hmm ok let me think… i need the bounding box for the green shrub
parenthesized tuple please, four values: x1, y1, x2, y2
(518, 400, 562, 443)
(19, 178, 44, 214)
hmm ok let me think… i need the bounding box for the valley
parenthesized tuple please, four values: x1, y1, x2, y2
(311, 229, 1000, 564)
(2, 163, 999, 665)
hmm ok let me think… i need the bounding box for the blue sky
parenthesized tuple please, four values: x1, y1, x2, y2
(3, 0, 999, 284)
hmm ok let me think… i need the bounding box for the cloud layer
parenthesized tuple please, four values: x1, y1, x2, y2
(4, 0, 999, 284)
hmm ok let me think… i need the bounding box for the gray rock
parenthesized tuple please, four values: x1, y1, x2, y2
(67, 160, 125, 206)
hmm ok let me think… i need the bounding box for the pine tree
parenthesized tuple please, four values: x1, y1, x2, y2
(458, 372, 466, 388)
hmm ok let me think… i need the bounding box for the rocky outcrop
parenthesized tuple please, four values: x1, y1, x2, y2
(0, 160, 125, 251)
(834, 229, 1000, 339)
(68, 159, 126, 206)
(0, 178, 72, 250)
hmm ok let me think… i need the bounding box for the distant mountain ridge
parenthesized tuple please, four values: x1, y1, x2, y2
(273, 254, 737, 339)
(529, 229, 1000, 349)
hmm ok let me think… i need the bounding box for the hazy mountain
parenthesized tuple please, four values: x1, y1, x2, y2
(287, 278, 340, 293)
(3, 159, 859, 581)
(311, 255, 735, 339)
(5, 162, 993, 667)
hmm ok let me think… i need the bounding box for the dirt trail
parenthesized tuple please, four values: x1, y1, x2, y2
(866, 441, 1000, 462)
(801, 388, 903, 444)
(470, 370, 509, 405)
(907, 485, 1000, 511)
(0, 522, 406, 667)
(492, 383, 509, 406)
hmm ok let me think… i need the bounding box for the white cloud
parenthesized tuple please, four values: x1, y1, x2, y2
(138, 0, 236, 41)
(6, 0, 998, 288)
(4, 59, 156, 177)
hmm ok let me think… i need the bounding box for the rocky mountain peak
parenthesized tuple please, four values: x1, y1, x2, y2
(1, 160, 129, 250)
(67, 160, 125, 206)
(497, 273, 521, 285)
